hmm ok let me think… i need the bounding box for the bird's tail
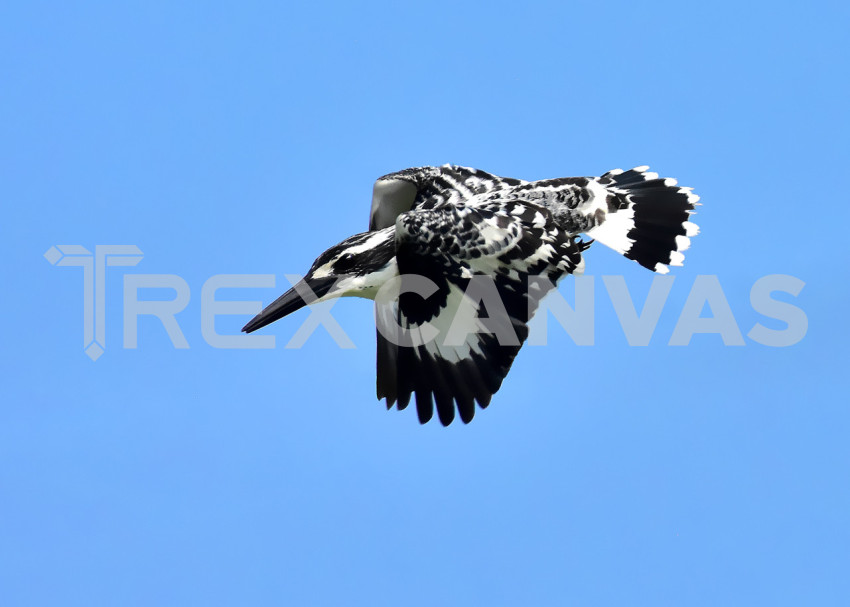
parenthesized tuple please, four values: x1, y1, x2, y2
(586, 166, 700, 274)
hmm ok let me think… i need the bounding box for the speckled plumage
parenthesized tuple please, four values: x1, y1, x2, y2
(245, 164, 701, 425)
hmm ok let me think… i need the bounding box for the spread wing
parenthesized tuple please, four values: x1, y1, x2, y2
(368, 165, 524, 230)
(375, 201, 588, 425)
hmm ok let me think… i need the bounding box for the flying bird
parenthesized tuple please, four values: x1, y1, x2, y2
(243, 165, 700, 425)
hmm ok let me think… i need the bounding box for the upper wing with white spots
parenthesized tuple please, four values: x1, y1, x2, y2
(470, 175, 616, 235)
(368, 164, 524, 230)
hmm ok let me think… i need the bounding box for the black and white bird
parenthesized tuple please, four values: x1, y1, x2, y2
(243, 165, 700, 425)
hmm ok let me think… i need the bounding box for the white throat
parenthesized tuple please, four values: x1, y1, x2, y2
(327, 259, 399, 301)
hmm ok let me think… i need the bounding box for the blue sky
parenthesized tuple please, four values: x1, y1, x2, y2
(2, 1, 849, 605)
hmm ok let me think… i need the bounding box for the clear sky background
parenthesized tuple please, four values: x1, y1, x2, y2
(2, 1, 849, 605)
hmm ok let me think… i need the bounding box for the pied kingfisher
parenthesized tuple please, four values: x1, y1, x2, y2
(243, 165, 700, 425)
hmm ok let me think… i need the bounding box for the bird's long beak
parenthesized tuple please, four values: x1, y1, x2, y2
(242, 276, 340, 333)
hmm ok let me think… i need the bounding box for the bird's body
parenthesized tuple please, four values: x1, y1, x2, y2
(243, 165, 700, 425)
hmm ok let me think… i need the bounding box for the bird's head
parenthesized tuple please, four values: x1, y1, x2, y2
(242, 228, 396, 333)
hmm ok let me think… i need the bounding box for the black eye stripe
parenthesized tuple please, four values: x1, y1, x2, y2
(332, 253, 357, 273)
